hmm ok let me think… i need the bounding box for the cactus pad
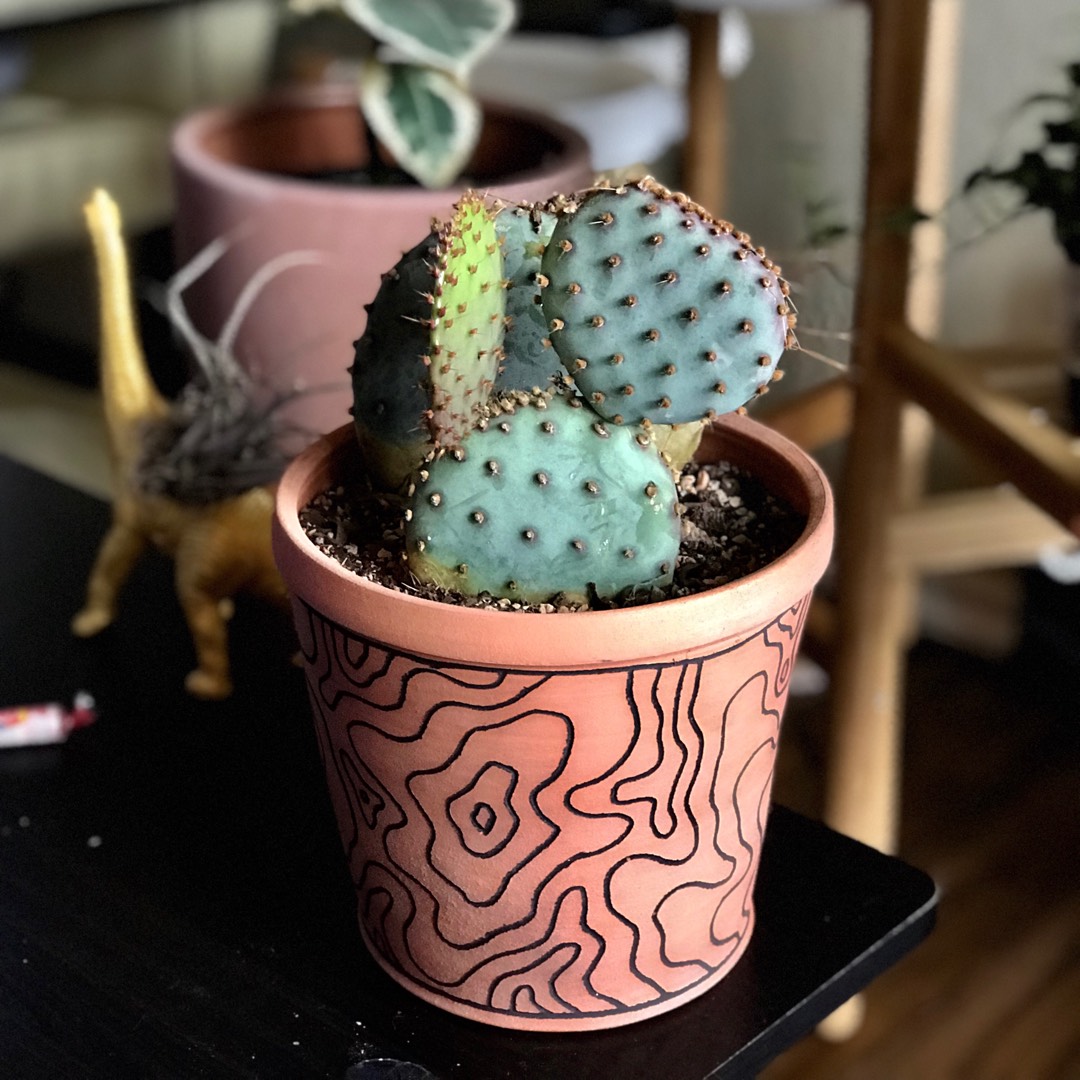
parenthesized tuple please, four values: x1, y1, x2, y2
(540, 177, 794, 427)
(351, 233, 437, 488)
(405, 393, 681, 604)
(428, 192, 505, 448)
(494, 203, 562, 392)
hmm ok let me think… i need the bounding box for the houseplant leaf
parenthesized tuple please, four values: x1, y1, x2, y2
(360, 59, 481, 189)
(341, 0, 515, 78)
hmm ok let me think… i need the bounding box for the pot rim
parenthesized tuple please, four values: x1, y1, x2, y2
(273, 415, 834, 670)
(170, 84, 592, 202)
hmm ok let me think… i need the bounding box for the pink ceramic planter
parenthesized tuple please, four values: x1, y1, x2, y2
(170, 87, 593, 438)
(272, 416, 833, 1032)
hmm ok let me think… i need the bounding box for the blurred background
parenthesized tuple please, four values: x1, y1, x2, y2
(1, 1, 1078, 1074)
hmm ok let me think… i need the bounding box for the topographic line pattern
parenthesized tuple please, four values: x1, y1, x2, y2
(295, 595, 810, 1023)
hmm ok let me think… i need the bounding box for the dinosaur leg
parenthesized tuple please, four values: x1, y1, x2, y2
(176, 578, 233, 700)
(71, 519, 146, 636)
(175, 525, 235, 700)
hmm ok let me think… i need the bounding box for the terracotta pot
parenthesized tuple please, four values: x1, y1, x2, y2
(170, 86, 593, 437)
(272, 416, 833, 1032)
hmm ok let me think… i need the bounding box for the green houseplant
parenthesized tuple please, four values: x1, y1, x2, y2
(170, 0, 591, 437)
(963, 59, 1079, 261)
(284, 0, 515, 189)
(962, 59, 1080, 426)
(272, 177, 834, 1031)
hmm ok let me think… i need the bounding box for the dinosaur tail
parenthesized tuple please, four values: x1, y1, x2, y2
(84, 189, 167, 474)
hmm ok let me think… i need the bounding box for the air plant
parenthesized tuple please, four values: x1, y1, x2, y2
(137, 237, 325, 503)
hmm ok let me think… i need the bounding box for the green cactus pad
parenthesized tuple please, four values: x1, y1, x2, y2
(540, 177, 794, 427)
(428, 192, 505, 448)
(405, 393, 681, 604)
(493, 203, 562, 392)
(351, 233, 438, 488)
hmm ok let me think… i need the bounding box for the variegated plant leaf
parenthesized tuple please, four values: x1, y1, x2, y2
(341, 0, 514, 78)
(360, 59, 481, 189)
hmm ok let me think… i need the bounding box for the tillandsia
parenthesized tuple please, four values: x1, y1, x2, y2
(348, 176, 797, 606)
(139, 233, 324, 504)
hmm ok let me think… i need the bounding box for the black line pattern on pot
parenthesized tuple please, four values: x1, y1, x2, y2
(299, 596, 808, 1022)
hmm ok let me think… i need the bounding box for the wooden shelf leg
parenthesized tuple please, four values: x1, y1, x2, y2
(826, 392, 930, 852)
(680, 8, 726, 213)
(816, 371, 917, 1041)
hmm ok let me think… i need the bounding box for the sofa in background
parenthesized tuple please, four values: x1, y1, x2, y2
(0, 0, 276, 261)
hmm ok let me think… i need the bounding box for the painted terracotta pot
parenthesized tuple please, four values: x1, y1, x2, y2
(272, 416, 833, 1032)
(170, 86, 592, 437)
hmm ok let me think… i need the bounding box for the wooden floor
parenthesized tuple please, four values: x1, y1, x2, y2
(763, 630, 1080, 1080)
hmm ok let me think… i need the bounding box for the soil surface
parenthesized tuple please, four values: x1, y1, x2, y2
(300, 455, 805, 614)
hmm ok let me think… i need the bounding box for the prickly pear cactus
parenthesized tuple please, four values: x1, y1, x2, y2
(428, 193, 505, 447)
(493, 203, 562, 392)
(539, 177, 794, 427)
(350, 233, 437, 489)
(405, 393, 681, 604)
(350, 176, 799, 608)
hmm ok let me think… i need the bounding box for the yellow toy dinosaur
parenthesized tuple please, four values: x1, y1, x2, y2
(72, 189, 288, 699)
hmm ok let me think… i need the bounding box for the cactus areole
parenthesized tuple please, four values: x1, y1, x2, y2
(348, 176, 800, 607)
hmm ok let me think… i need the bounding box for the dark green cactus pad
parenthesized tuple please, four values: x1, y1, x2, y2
(405, 393, 681, 604)
(540, 177, 795, 427)
(493, 203, 562, 392)
(351, 233, 437, 489)
(428, 192, 505, 448)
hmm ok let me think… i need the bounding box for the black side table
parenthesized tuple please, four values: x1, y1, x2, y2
(0, 457, 936, 1078)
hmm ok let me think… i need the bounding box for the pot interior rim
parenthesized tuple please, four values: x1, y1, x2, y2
(273, 416, 834, 669)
